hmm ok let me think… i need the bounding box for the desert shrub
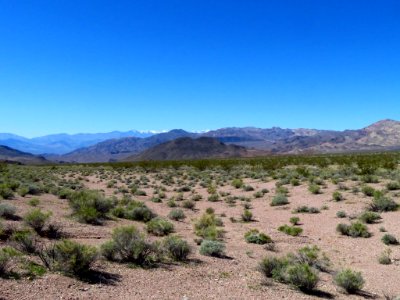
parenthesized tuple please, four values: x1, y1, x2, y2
(199, 240, 225, 257)
(151, 197, 162, 203)
(358, 211, 381, 224)
(101, 226, 157, 266)
(286, 263, 319, 291)
(332, 191, 344, 201)
(361, 185, 375, 197)
(336, 211, 347, 218)
(0, 184, 14, 200)
(271, 194, 289, 206)
(57, 188, 74, 199)
(28, 198, 40, 207)
(194, 211, 223, 240)
(17, 186, 29, 197)
(276, 186, 289, 195)
(162, 235, 190, 261)
(231, 178, 243, 189)
(382, 234, 399, 245)
(244, 229, 272, 245)
(336, 222, 371, 238)
(68, 190, 115, 224)
(293, 205, 320, 214)
(291, 178, 300, 186)
(0, 246, 19, 276)
(24, 209, 51, 234)
(191, 194, 202, 201)
(167, 197, 178, 207)
(241, 209, 253, 222)
(259, 248, 323, 292)
(308, 184, 321, 194)
(243, 185, 254, 192)
(0, 203, 17, 220)
(289, 217, 300, 225)
(182, 200, 195, 210)
(369, 194, 398, 212)
(168, 209, 186, 221)
(294, 245, 330, 272)
(259, 256, 286, 278)
(386, 181, 400, 191)
(378, 248, 392, 265)
(334, 269, 364, 293)
(51, 240, 98, 276)
(146, 217, 174, 236)
(207, 193, 219, 202)
(11, 229, 39, 254)
(253, 191, 263, 198)
(278, 225, 303, 236)
(125, 202, 155, 222)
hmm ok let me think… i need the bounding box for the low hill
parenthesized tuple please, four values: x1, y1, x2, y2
(125, 137, 255, 161)
(0, 145, 48, 164)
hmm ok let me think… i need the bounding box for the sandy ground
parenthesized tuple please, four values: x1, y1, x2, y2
(1, 169, 399, 299)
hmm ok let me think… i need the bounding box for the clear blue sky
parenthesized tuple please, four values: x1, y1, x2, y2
(1, 0, 399, 137)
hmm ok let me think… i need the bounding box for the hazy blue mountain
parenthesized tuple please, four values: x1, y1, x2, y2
(0, 130, 155, 154)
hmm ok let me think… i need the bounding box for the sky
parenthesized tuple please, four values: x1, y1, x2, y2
(0, 0, 399, 137)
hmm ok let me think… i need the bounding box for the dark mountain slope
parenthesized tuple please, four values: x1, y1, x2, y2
(126, 137, 255, 161)
(0, 145, 47, 164)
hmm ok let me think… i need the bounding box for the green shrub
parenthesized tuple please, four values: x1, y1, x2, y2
(146, 217, 174, 236)
(101, 226, 157, 266)
(168, 209, 186, 221)
(289, 217, 300, 225)
(334, 269, 364, 293)
(308, 184, 321, 195)
(259, 249, 322, 292)
(336, 211, 347, 218)
(0, 203, 17, 220)
(231, 179, 243, 188)
(207, 193, 220, 202)
(378, 249, 392, 265)
(0, 184, 14, 200)
(386, 181, 400, 191)
(0, 246, 19, 276)
(259, 256, 286, 278)
(369, 194, 398, 212)
(11, 229, 38, 254)
(278, 225, 303, 236)
(241, 209, 253, 222)
(332, 191, 344, 201)
(28, 198, 40, 207)
(382, 234, 398, 245)
(293, 205, 320, 214)
(271, 194, 289, 206)
(286, 263, 319, 291)
(194, 212, 223, 240)
(125, 202, 155, 222)
(68, 190, 115, 224)
(199, 240, 225, 257)
(51, 240, 98, 276)
(24, 209, 51, 234)
(336, 222, 371, 238)
(361, 185, 375, 197)
(358, 211, 381, 224)
(182, 200, 195, 210)
(243, 185, 254, 192)
(244, 229, 272, 245)
(162, 235, 190, 261)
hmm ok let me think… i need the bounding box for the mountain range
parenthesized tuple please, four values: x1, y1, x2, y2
(0, 131, 155, 155)
(1, 119, 400, 164)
